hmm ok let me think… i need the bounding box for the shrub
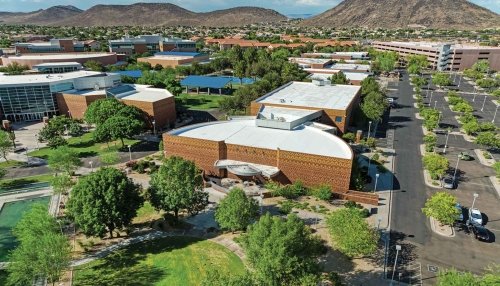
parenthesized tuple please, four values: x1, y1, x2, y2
(447, 91, 458, 98)
(493, 162, 500, 178)
(311, 185, 332, 201)
(459, 112, 476, 124)
(462, 120, 480, 135)
(344, 201, 363, 209)
(125, 160, 137, 168)
(371, 153, 380, 162)
(342, 132, 356, 143)
(423, 134, 437, 152)
(479, 122, 497, 132)
(359, 208, 371, 218)
(271, 181, 307, 199)
(422, 154, 449, 179)
(448, 96, 464, 106)
(279, 200, 293, 214)
(452, 102, 474, 113)
(483, 151, 492, 159)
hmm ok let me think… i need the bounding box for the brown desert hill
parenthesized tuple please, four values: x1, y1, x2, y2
(0, 3, 287, 27)
(301, 0, 500, 29)
(0, 5, 82, 24)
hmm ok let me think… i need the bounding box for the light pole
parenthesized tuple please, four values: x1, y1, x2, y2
(89, 161, 93, 172)
(493, 105, 499, 123)
(471, 193, 479, 210)
(434, 100, 438, 110)
(152, 120, 156, 135)
(34, 134, 40, 150)
(429, 91, 434, 105)
(473, 86, 477, 102)
(374, 173, 380, 192)
(128, 145, 132, 161)
(452, 154, 461, 186)
(457, 74, 462, 87)
(391, 245, 402, 285)
(443, 130, 450, 154)
(377, 217, 382, 230)
(481, 95, 487, 112)
(368, 121, 372, 139)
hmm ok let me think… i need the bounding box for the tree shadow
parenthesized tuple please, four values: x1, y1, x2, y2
(69, 140, 96, 148)
(77, 151, 98, 158)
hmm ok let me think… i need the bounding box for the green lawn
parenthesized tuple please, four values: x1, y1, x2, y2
(175, 93, 227, 110)
(73, 236, 245, 286)
(28, 132, 140, 160)
(0, 174, 54, 193)
(0, 160, 25, 169)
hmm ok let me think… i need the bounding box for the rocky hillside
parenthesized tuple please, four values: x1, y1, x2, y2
(0, 5, 82, 25)
(0, 3, 287, 27)
(302, 0, 500, 29)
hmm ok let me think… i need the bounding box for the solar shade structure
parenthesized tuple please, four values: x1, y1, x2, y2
(180, 75, 233, 89)
(111, 70, 143, 78)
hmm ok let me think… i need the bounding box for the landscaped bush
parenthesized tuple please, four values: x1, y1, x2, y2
(462, 120, 480, 135)
(448, 96, 465, 106)
(459, 112, 476, 124)
(342, 132, 356, 143)
(424, 133, 437, 152)
(452, 102, 474, 113)
(493, 162, 500, 178)
(278, 200, 293, 214)
(310, 185, 332, 201)
(447, 91, 459, 98)
(270, 181, 307, 199)
(479, 122, 497, 132)
(370, 153, 380, 162)
(422, 154, 449, 180)
(490, 89, 500, 98)
(483, 151, 492, 159)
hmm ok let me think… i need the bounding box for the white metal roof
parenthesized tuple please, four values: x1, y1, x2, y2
(170, 118, 352, 159)
(116, 84, 174, 102)
(328, 63, 371, 71)
(255, 81, 360, 110)
(289, 57, 332, 65)
(5, 53, 114, 60)
(33, 62, 82, 67)
(258, 106, 320, 122)
(0, 71, 108, 85)
(309, 72, 370, 81)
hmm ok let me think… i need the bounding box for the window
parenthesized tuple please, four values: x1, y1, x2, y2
(335, 116, 343, 123)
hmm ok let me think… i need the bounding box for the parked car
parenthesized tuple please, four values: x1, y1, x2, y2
(469, 208, 483, 225)
(458, 152, 473, 161)
(386, 98, 396, 107)
(470, 224, 490, 242)
(442, 176, 456, 189)
(455, 203, 464, 222)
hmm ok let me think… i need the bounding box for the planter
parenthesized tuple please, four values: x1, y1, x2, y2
(474, 149, 495, 166)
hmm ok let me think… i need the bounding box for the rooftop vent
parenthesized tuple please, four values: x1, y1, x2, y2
(312, 78, 325, 86)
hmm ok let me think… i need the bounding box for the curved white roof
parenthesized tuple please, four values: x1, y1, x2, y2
(169, 119, 352, 159)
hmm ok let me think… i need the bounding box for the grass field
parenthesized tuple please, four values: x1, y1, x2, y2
(175, 94, 226, 110)
(28, 132, 140, 160)
(0, 174, 54, 193)
(73, 236, 245, 286)
(0, 197, 51, 261)
(0, 160, 25, 169)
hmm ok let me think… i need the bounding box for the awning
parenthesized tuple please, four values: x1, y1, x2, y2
(214, 159, 280, 178)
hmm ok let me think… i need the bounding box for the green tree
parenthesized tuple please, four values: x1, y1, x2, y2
(423, 133, 437, 152)
(452, 102, 474, 113)
(47, 136, 68, 149)
(148, 156, 208, 221)
(422, 192, 459, 225)
(6, 204, 71, 286)
(327, 207, 379, 257)
(475, 132, 500, 148)
(471, 59, 490, 74)
(202, 270, 256, 286)
(241, 213, 323, 285)
(361, 91, 388, 122)
(84, 60, 104, 72)
(462, 120, 480, 135)
(97, 115, 143, 147)
(330, 71, 350, 84)
(360, 77, 380, 95)
(422, 154, 449, 179)
(67, 167, 143, 238)
(432, 72, 452, 88)
(84, 98, 126, 126)
(48, 146, 81, 175)
(0, 62, 29, 75)
(436, 268, 478, 285)
(0, 130, 13, 161)
(215, 188, 259, 232)
(50, 174, 74, 195)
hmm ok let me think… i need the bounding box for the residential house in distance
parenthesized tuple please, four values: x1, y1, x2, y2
(109, 35, 196, 56)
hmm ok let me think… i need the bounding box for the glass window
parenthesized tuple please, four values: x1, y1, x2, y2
(335, 116, 343, 123)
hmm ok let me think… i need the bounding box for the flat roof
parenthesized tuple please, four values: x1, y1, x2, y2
(110, 70, 143, 78)
(255, 81, 361, 110)
(5, 53, 115, 60)
(180, 75, 232, 89)
(258, 106, 320, 122)
(144, 55, 193, 61)
(0, 70, 109, 85)
(114, 84, 174, 102)
(169, 118, 352, 159)
(309, 72, 370, 81)
(154, 52, 203, 57)
(328, 63, 371, 71)
(289, 57, 332, 65)
(33, 62, 82, 67)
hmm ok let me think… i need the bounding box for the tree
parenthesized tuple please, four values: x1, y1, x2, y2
(422, 154, 449, 179)
(361, 91, 388, 122)
(462, 120, 480, 135)
(47, 136, 68, 149)
(67, 167, 143, 238)
(84, 60, 104, 72)
(327, 207, 379, 257)
(202, 270, 256, 286)
(330, 71, 350, 84)
(148, 156, 208, 221)
(0, 130, 13, 161)
(50, 174, 74, 195)
(215, 188, 259, 232)
(360, 77, 380, 95)
(432, 72, 452, 88)
(97, 115, 143, 147)
(452, 102, 474, 113)
(436, 268, 478, 285)
(84, 98, 126, 126)
(0, 62, 29, 75)
(422, 192, 459, 225)
(240, 213, 323, 285)
(6, 204, 71, 286)
(423, 133, 437, 152)
(48, 146, 82, 175)
(471, 59, 490, 74)
(475, 132, 500, 149)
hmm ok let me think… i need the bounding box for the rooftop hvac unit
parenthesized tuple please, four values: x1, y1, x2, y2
(312, 79, 325, 86)
(279, 99, 285, 103)
(94, 84, 100, 91)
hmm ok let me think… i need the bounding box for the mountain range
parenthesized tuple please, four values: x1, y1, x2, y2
(0, 1, 498, 29)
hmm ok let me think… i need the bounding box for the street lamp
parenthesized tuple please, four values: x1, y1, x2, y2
(152, 120, 156, 135)
(481, 95, 487, 112)
(492, 105, 499, 123)
(473, 86, 477, 102)
(391, 245, 402, 284)
(434, 100, 438, 110)
(429, 91, 434, 105)
(374, 173, 380, 192)
(367, 121, 372, 139)
(457, 74, 462, 87)
(443, 130, 450, 154)
(471, 193, 479, 210)
(128, 145, 132, 161)
(89, 161, 93, 172)
(377, 217, 382, 230)
(34, 134, 40, 150)
(452, 154, 461, 186)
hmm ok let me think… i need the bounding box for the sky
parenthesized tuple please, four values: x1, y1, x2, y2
(0, 0, 499, 15)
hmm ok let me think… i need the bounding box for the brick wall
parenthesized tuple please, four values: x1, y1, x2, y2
(56, 93, 105, 119)
(121, 97, 176, 129)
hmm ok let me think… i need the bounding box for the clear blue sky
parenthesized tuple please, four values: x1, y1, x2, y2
(0, 0, 498, 15)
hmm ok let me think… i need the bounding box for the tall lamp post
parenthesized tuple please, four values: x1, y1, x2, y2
(471, 193, 479, 210)
(391, 245, 402, 285)
(452, 154, 461, 186)
(434, 100, 438, 110)
(443, 130, 450, 154)
(374, 173, 380, 192)
(152, 120, 156, 136)
(429, 91, 434, 106)
(481, 95, 487, 112)
(128, 145, 132, 161)
(473, 86, 478, 102)
(368, 121, 372, 139)
(89, 161, 93, 172)
(493, 105, 499, 123)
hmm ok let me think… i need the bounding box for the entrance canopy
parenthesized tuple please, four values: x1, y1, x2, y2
(214, 159, 280, 178)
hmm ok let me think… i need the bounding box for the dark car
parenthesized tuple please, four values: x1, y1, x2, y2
(470, 223, 490, 242)
(442, 176, 456, 189)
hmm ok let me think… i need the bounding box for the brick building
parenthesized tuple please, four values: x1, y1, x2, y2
(250, 81, 362, 134)
(109, 35, 196, 56)
(57, 84, 176, 129)
(137, 52, 209, 68)
(15, 39, 98, 54)
(0, 53, 118, 69)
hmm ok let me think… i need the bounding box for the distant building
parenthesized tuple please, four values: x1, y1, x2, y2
(302, 52, 370, 61)
(15, 39, 98, 54)
(32, 62, 83, 74)
(288, 57, 333, 69)
(250, 81, 362, 134)
(137, 52, 209, 68)
(109, 35, 196, 56)
(58, 84, 176, 128)
(307, 71, 371, 86)
(0, 53, 118, 68)
(372, 41, 500, 71)
(0, 71, 120, 122)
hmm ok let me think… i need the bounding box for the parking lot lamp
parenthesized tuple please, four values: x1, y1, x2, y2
(471, 193, 479, 210)
(457, 75, 462, 87)
(89, 161, 93, 172)
(481, 95, 487, 112)
(443, 130, 450, 154)
(374, 173, 380, 192)
(492, 105, 499, 123)
(473, 86, 478, 102)
(368, 121, 372, 139)
(434, 100, 438, 110)
(128, 145, 132, 161)
(391, 245, 402, 284)
(152, 120, 156, 135)
(452, 154, 461, 185)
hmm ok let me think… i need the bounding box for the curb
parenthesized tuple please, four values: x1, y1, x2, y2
(429, 217, 455, 237)
(489, 176, 500, 199)
(473, 149, 495, 167)
(423, 170, 443, 189)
